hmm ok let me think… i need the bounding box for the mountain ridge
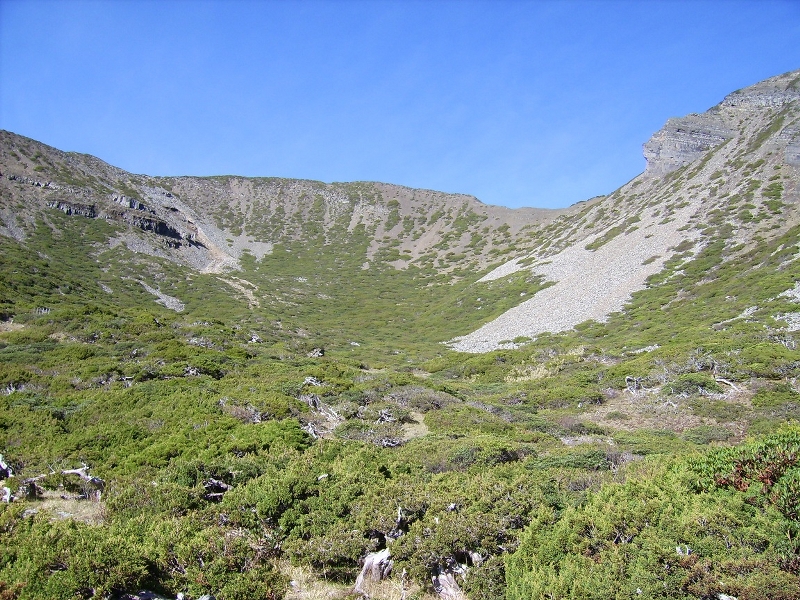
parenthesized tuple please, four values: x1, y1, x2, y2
(3, 70, 800, 352)
(0, 130, 569, 276)
(2, 69, 800, 356)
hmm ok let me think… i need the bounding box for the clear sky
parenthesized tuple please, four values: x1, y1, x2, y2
(1, 0, 799, 209)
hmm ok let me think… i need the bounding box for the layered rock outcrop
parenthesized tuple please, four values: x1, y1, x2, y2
(719, 72, 800, 109)
(643, 70, 800, 177)
(46, 200, 97, 217)
(642, 113, 734, 177)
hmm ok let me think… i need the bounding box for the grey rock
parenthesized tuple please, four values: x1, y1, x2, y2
(112, 194, 154, 213)
(643, 113, 734, 177)
(720, 74, 800, 109)
(780, 126, 800, 166)
(46, 200, 97, 217)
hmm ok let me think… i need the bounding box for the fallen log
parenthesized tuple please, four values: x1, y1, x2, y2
(6, 463, 104, 502)
(715, 377, 741, 391)
(62, 465, 105, 491)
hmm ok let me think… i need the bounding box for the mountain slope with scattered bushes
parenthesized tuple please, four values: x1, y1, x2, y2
(0, 69, 799, 600)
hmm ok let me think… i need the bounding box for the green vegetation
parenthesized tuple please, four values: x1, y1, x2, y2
(2, 202, 799, 597)
(2, 107, 800, 597)
(506, 427, 800, 599)
(584, 215, 640, 250)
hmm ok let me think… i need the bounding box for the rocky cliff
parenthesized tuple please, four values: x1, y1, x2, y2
(642, 113, 734, 177)
(643, 70, 800, 177)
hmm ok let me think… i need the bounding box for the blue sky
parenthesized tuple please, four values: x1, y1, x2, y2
(1, 1, 799, 209)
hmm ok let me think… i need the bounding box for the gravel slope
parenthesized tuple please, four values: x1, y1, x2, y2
(449, 201, 698, 353)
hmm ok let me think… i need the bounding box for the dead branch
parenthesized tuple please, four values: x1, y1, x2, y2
(6, 463, 105, 502)
(714, 377, 741, 391)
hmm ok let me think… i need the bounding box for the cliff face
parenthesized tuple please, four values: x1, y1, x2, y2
(719, 74, 800, 109)
(642, 113, 734, 177)
(643, 70, 800, 177)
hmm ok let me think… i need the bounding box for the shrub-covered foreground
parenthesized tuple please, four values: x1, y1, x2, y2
(3, 426, 798, 599)
(506, 427, 800, 600)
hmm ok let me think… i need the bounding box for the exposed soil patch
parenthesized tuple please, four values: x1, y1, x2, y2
(401, 411, 429, 440)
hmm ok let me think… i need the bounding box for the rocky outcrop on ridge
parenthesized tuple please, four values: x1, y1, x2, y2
(719, 73, 800, 109)
(642, 113, 734, 177)
(643, 70, 800, 177)
(0, 139, 213, 268)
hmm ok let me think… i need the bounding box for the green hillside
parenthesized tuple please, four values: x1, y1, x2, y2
(0, 70, 799, 599)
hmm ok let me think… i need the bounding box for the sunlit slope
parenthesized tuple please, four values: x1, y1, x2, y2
(452, 69, 800, 351)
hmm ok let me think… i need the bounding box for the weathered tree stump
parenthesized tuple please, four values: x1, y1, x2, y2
(353, 548, 393, 598)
